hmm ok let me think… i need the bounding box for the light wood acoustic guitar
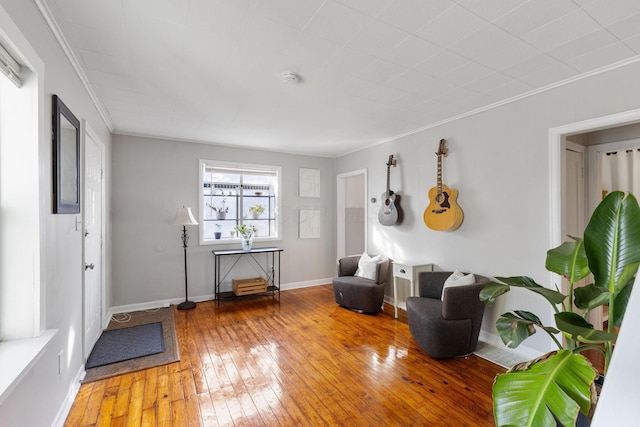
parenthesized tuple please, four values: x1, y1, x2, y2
(378, 154, 402, 226)
(424, 139, 463, 231)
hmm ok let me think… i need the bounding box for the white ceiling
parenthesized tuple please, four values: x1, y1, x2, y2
(42, 0, 640, 157)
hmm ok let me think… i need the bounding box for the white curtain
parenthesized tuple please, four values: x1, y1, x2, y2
(600, 148, 640, 198)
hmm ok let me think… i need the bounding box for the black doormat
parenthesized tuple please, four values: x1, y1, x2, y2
(85, 322, 165, 369)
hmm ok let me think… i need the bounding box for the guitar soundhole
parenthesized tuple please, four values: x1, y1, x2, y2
(435, 192, 450, 208)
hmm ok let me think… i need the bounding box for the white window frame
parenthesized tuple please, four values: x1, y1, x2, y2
(199, 159, 282, 245)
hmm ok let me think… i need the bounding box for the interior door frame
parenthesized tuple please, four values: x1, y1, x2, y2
(550, 108, 640, 332)
(82, 120, 107, 359)
(337, 169, 367, 260)
(550, 108, 640, 249)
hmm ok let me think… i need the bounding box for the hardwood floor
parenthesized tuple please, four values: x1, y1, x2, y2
(65, 285, 504, 426)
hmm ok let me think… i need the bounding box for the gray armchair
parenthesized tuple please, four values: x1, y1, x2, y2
(406, 271, 489, 358)
(332, 254, 389, 314)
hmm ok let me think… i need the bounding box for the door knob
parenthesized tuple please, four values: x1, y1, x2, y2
(85, 263, 95, 270)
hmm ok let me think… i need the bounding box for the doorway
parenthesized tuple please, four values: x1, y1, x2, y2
(337, 169, 367, 259)
(551, 108, 640, 330)
(83, 122, 106, 360)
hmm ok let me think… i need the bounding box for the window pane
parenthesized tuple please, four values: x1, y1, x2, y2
(201, 161, 280, 243)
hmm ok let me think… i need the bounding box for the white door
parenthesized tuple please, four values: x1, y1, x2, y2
(565, 146, 585, 241)
(564, 146, 590, 320)
(337, 170, 367, 259)
(83, 127, 105, 359)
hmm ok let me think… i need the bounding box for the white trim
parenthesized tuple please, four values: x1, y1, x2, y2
(0, 330, 57, 406)
(549, 108, 640, 352)
(550, 107, 640, 249)
(33, 0, 113, 132)
(477, 330, 542, 361)
(198, 159, 283, 245)
(81, 121, 108, 356)
(358, 57, 640, 158)
(336, 169, 368, 259)
(51, 364, 85, 427)
(108, 280, 332, 315)
(281, 278, 332, 290)
(0, 42, 21, 87)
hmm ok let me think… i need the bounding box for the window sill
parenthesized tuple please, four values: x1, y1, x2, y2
(201, 236, 282, 246)
(0, 329, 57, 406)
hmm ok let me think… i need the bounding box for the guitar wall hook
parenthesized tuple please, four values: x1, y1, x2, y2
(424, 139, 463, 231)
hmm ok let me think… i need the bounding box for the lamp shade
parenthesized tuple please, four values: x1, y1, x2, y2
(173, 207, 198, 226)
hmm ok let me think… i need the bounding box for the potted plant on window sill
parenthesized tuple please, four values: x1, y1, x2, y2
(479, 191, 640, 426)
(248, 204, 265, 219)
(208, 198, 229, 219)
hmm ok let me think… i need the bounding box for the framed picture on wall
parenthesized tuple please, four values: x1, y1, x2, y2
(52, 94, 81, 214)
(299, 168, 320, 197)
(299, 209, 320, 238)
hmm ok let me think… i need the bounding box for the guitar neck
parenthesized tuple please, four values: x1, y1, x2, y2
(436, 155, 442, 195)
(386, 165, 391, 198)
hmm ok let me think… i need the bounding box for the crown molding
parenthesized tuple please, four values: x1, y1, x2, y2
(34, 0, 113, 132)
(378, 55, 640, 148)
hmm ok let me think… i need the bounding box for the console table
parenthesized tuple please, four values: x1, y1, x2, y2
(392, 261, 433, 318)
(212, 247, 283, 305)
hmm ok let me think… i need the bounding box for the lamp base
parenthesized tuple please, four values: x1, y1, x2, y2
(177, 300, 196, 310)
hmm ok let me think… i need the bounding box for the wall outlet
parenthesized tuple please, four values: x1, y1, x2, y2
(58, 350, 64, 375)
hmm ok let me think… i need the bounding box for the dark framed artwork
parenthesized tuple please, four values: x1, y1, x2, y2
(52, 94, 81, 214)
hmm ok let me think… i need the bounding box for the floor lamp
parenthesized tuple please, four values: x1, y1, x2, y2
(173, 206, 198, 310)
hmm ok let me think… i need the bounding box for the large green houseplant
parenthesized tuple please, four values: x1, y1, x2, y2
(480, 191, 640, 426)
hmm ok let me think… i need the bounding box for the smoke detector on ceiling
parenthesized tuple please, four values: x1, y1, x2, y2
(281, 71, 302, 84)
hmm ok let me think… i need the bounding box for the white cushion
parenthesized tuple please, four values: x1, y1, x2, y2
(355, 253, 382, 281)
(441, 269, 476, 301)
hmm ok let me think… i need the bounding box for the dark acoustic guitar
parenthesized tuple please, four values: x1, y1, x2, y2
(424, 139, 463, 231)
(378, 154, 401, 226)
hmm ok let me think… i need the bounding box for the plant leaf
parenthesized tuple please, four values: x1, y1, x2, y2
(555, 312, 617, 344)
(495, 312, 558, 348)
(584, 191, 640, 296)
(479, 281, 510, 305)
(612, 280, 634, 328)
(573, 284, 608, 311)
(493, 350, 596, 427)
(546, 238, 590, 284)
(495, 276, 566, 305)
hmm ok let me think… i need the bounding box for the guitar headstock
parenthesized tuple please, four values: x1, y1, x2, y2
(436, 139, 447, 157)
(386, 154, 397, 167)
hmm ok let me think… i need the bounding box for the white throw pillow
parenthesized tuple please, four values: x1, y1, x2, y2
(441, 269, 476, 301)
(355, 253, 382, 281)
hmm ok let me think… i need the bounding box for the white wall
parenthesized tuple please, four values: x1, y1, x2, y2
(110, 135, 336, 307)
(0, 0, 112, 426)
(337, 60, 640, 355)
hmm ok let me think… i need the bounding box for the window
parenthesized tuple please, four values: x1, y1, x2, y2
(0, 43, 40, 342)
(199, 160, 281, 244)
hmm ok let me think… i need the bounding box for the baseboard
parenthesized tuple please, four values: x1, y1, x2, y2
(108, 280, 332, 315)
(51, 364, 85, 427)
(478, 330, 542, 360)
(281, 278, 332, 290)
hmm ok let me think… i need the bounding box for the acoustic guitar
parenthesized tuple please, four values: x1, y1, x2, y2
(424, 139, 463, 231)
(378, 154, 401, 226)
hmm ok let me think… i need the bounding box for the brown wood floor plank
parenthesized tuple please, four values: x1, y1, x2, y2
(65, 284, 504, 426)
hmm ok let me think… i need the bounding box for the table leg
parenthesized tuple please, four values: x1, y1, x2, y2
(393, 275, 398, 319)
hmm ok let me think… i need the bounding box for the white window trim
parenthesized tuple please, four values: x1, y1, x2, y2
(0, 1, 51, 402)
(198, 159, 282, 246)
